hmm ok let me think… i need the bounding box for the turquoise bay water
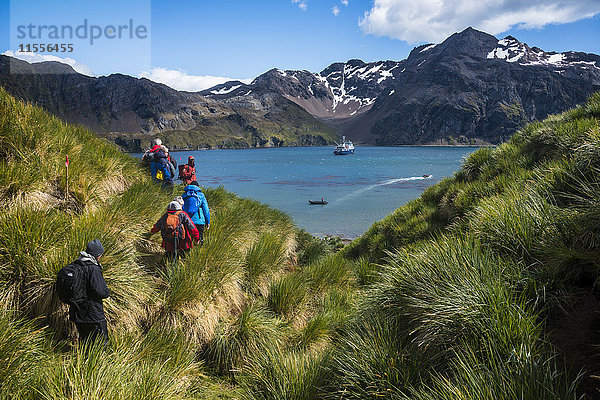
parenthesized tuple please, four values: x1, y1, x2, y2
(144, 146, 477, 238)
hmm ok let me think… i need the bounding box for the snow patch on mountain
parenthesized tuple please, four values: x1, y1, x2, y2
(487, 36, 599, 72)
(211, 84, 241, 95)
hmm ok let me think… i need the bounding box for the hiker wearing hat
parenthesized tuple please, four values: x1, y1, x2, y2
(149, 201, 200, 258)
(173, 196, 195, 250)
(179, 156, 197, 185)
(58, 239, 110, 344)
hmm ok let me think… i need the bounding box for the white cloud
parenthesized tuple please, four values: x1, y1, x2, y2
(292, 0, 308, 11)
(341, 0, 349, 5)
(359, 0, 600, 43)
(2, 50, 95, 76)
(333, 5, 341, 16)
(138, 67, 252, 92)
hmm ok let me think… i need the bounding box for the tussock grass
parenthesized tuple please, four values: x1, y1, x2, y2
(350, 256, 378, 287)
(0, 311, 49, 400)
(412, 345, 578, 400)
(0, 88, 144, 208)
(243, 232, 287, 296)
(241, 346, 332, 400)
(267, 274, 308, 320)
(325, 317, 432, 399)
(44, 328, 200, 400)
(294, 288, 354, 350)
(469, 188, 558, 262)
(203, 303, 288, 376)
(365, 235, 540, 352)
(302, 253, 354, 294)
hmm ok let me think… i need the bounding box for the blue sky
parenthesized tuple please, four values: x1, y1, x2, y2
(1, 0, 600, 90)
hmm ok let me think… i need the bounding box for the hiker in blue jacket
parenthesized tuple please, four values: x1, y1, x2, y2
(182, 181, 210, 246)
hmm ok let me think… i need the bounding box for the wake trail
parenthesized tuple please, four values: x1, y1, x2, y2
(335, 176, 432, 203)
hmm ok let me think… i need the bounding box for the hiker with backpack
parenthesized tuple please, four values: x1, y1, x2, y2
(56, 239, 110, 344)
(179, 156, 197, 185)
(149, 201, 200, 258)
(182, 181, 210, 246)
(155, 147, 174, 190)
(142, 139, 173, 189)
(166, 149, 177, 170)
(142, 138, 163, 179)
(163, 146, 177, 180)
(173, 195, 196, 250)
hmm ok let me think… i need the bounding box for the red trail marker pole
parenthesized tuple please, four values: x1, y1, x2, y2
(65, 155, 69, 201)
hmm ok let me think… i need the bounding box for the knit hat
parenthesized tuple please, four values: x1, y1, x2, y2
(85, 239, 104, 258)
(154, 138, 162, 146)
(174, 196, 184, 206)
(167, 201, 182, 211)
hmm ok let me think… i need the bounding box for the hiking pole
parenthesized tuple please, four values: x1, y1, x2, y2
(175, 235, 179, 261)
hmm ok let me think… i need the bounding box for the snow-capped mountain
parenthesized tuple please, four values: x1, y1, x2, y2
(201, 59, 405, 120)
(203, 27, 599, 145)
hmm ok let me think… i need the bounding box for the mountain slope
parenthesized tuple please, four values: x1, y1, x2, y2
(0, 56, 337, 151)
(201, 59, 404, 121)
(367, 28, 600, 145)
(207, 28, 600, 145)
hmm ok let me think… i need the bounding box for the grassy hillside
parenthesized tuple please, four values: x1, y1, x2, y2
(328, 91, 600, 398)
(0, 87, 353, 399)
(2, 86, 600, 399)
(238, 92, 600, 399)
(99, 99, 340, 151)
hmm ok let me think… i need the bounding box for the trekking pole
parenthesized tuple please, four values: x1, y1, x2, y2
(175, 235, 179, 261)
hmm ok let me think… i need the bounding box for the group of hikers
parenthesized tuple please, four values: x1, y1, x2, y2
(142, 138, 198, 187)
(57, 138, 210, 343)
(149, 179, 211, 258)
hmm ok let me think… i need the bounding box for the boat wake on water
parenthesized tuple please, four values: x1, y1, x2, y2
(335, 176, 433, 204)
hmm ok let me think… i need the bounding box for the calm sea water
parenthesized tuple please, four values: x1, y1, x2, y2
(139, 146, 477, 238)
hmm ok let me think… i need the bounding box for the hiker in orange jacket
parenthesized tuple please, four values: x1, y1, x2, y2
(150, 201, 199, 258)
(179, 156, 197, 185)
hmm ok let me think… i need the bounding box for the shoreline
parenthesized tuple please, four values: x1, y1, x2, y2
(130, 143, 490, 154)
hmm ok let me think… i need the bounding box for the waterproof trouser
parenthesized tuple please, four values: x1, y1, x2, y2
(195, 224, 205, 246)
(76, 320, 108, 344)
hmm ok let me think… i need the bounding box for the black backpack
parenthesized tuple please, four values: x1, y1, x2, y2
(56, 260, 89, 305)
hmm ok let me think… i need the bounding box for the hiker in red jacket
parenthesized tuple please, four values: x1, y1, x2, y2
(149, 201, 199, 258)
(173, 195, 196, 250)
(179, 156, 197, 185)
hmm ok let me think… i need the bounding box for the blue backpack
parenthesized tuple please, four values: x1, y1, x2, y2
(183, 189, 200, 216)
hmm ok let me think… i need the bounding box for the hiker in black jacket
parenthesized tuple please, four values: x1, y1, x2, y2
(69, 239, 110, 344)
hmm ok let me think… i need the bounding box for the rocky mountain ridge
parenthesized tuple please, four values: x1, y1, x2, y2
(205, 27, 600, 145)
(0, 56, 337, 151)
(1, 27, 599, 148)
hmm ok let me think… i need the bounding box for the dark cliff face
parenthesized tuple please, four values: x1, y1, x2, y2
(0, 56, 201, 133)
